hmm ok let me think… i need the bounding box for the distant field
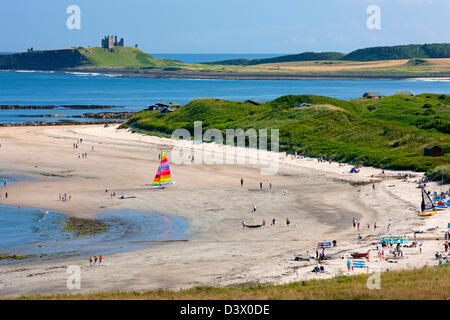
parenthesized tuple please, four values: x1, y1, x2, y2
(189, 58, 450, 76)
(9, 264, 450, 300)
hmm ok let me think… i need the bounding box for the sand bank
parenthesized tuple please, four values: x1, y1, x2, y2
(0, 125, 448, 297)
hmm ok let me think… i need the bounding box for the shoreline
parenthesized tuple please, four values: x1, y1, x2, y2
(0, 203, 192, 266)
(0, 124, 448, 297)
(2, 68, 450, 80)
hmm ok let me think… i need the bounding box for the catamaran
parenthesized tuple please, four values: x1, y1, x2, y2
(152, 151, 173, 189)
(418, 188, 437, 216)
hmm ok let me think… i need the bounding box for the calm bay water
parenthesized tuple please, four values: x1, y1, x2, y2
(0, 205, 190, 264)
(0, 69, 449, 123)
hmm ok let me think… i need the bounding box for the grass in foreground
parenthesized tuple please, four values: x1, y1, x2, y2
(9, 264, 450, 300)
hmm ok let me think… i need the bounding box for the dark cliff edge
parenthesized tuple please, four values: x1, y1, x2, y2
(0, 49, 88, 70)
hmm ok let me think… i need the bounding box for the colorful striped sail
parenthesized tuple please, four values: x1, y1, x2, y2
(152, 152, 171, 186)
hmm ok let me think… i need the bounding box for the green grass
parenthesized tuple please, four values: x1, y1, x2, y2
(78, 47, 182, 69)
(8, 264, 450, 300)
(0, 47, 184, 70)
(122, 94, 450, 174)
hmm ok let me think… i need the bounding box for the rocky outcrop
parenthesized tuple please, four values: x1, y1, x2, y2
(73, 112, 135, 120)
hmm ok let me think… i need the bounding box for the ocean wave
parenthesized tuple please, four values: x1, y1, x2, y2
(14, 70, 55, 74)
(67, 72, 102, 77)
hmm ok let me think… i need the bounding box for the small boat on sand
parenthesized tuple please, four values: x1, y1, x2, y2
(242, 220, 265, 229)
(418, 211, 437, 217)
(350, 252, 369, 258)
(152, 151, 173, 189)
(418, 188, 438, 216)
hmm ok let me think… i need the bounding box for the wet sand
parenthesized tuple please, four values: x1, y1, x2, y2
(0, 125, 448, 297)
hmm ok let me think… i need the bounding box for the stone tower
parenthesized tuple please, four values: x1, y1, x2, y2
(101, 35, 124, 52)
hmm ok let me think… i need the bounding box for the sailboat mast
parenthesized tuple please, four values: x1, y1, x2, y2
(160, 150, 163, 184)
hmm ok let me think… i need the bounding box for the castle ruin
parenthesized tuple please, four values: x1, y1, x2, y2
(101, 35, 124, 52)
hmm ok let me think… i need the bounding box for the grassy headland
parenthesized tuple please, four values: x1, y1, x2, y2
(9, 264, 450, 299)
(122, 94, 450, 174)
(0, 47, 182, 70)
(1, 43, 450, 78)
(206, 43, 450, 65)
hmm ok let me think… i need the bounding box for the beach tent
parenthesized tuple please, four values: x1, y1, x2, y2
(317, 242, 332, 249)
(352, 260, 366, 268)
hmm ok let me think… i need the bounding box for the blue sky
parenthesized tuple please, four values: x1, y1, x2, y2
(1, 0, 449, 53)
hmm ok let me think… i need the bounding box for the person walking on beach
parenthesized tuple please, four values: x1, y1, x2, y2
(347, 259, 351, 272)
(357, 221, 360, 232)
(89, 256, 93, 266)
(99, 255, 103, 265)
(240, 178, 243, 187)
(5, 192, 7, 199)
(374, 222, 377, 230)
(352, 218, 356, 229)
(94, 256, 98, 265)
(387, 223, 391, 233)
(286, 218, 291, 226)
(269, 182, 272, 190)
(260, 182, 263, 190)
(253, 205, 256, 213)
(357, 234, 362, 243)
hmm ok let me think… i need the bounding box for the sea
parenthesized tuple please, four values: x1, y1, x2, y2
(0, 53, 449, 123)
(0, 204, 191, 265)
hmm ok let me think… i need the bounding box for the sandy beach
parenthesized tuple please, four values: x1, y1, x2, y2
(0, 124, 448, 297)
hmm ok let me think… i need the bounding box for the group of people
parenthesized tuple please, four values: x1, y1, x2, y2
(240, 178, 273, 191)
(77, 152, 88, 159)
(352, 218, 379, 232)
(89, 255, 103, 266)
(73, 138, 94, 159)
(58, 193, 71, 202)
